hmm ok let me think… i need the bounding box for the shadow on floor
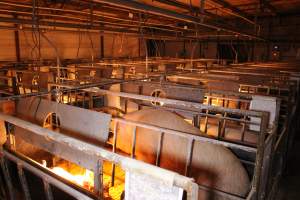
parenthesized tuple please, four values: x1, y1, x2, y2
(276, 141, 300, 200)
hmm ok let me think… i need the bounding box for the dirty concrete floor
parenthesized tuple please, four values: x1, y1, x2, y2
(276, 141, 300, 200)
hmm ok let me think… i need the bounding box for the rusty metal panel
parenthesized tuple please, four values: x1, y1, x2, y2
(122, 82, 204, 103)
(39, 72, 53, 90)
(258, 134, 274, 199)
(16, 97, 111, 143)
(14, 126, 99, 171)
(0, 100, 15, 145)
(0, 113, 198, 199)
(2, 149, 95, 200)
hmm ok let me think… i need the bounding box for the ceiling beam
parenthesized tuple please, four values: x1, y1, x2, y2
(209, 0, 250, 19)
(87, 0, 263, 40)
(0, 16, 200, 40)
(153, 0, 255, 25)
(153, 0, 213, 18)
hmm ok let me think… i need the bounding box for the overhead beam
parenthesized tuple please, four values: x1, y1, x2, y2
(88, 0, 263, 40)
(153, 0, 230, 25)
(1, 17, 219, 41)
(152, 0, 255, 25)
(153, 0, 208, 17)
(210, 0, 251, 20)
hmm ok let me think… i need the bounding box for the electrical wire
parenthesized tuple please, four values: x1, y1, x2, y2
(86, 31, 95, 64)
(22, 30, 34, 59)
(40, 32, 61, 83)
(76, 30, 82, 59)
(139, 13, 149, 76)
(230, 40, 238, 63)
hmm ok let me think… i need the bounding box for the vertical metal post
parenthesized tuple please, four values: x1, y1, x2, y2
(193, 115, 200, 128)
(217, 116, 222, 139)
(82, 92, 86, 108)
(0, 149, 7, 200)
(184, 139, 194, 177)
(12, 77, 19, 95)
(0, 157, 15, 200)
(131, 126, 137, 158)
(252, 112, 268, 199)
(7, 127, 16, 151)
(94, 159, 103, 200)
(0, 175, 7, 200)
(138, 85, 143, 110)
(221, 112, 228, 137)
(43, 180, 54, 200)
(89, 93, 94, 109)
(74, 90, 78, 106)
(124, 99, 128, 114)
(241, 115, 247, 142)
(221, 99, 229, 137)
(111, 122, 118, 186)
(156, 132, 164, 167)
(204, 96, 211, 133)
(17, 163, 31, 200)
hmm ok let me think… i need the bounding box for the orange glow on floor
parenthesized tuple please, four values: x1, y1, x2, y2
(51, 167, 94, 191)
(50, 161, 125, 200)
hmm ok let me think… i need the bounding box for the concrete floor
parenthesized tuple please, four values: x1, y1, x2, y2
(276, 141, 300, 200)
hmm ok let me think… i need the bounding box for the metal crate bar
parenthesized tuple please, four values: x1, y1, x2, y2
(2, 150, 94, 200)
(0, 112, 199, 200)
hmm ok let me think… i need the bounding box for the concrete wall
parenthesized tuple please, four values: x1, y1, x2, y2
(0, 30, 144, 61)
(162, 14, 300, 62)
(259, 14, 300, 61)
(104, 35, 142, 58)
(164, 41, 216, 59)
(0, 30, 17, 61)
(0, 14, 299, 62)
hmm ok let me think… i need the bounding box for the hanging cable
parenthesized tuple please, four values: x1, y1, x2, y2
(139, 13, 148, 77)
(230, 40, 238, 63)
(22, 31, 33, 59)
(76, 30, 82, 59)
(40, 32, 61, 84)
(87, 31, 95, 67)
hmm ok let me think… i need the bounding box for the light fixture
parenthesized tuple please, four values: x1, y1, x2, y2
(129, 12, 134, 19)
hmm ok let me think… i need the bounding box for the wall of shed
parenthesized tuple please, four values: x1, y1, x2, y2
(0, 30, 145, 61)
(164, 41, 216, 59)
(0, 14, 299, 62)
(0, 30, 17, 61)
(259, 14, 300, 61)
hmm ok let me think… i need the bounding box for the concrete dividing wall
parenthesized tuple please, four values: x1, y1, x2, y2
(0, 30, 144, 61)
(0, 13, 299, 62)
(164, 41, 216, 59)
(104, 35, 142, 58)
(0, 30, 17, 61)
(19, 31, 101, 60)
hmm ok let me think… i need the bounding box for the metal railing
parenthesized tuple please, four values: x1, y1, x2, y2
(0, 112, 199, 200)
